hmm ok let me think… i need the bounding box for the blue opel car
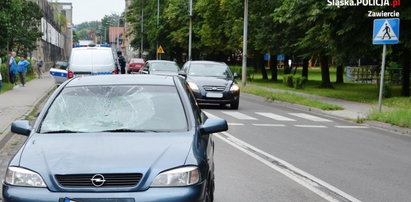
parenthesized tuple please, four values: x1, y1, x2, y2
(4, 75, 228, 202)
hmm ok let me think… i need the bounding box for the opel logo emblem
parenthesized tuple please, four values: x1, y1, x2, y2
(91, 174, 106, 187)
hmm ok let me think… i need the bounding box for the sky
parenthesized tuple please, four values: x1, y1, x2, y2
(56, 0, 125, 25)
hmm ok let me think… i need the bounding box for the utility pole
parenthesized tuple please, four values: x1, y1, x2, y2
(156, 0, 160, 60)
(188, 0, 192, 61)
(140, 0, 144, 58)
(241, 0, 248, 86)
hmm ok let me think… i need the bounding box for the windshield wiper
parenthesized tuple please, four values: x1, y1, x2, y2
(42, 130, 83, 134)
(100, 129, 165, 133)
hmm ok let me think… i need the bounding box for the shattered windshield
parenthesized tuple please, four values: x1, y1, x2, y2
(40, 85, 187, 133)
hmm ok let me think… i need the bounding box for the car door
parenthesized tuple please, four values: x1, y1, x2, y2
(50, 63, 68, 85)
(140, 63, 150, 74)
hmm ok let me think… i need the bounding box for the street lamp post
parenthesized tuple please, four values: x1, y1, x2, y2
(188, 0, 193, 61)
(156, 0, 160, 60)
(140, 0, 144, 58)
(241, 0, 248, 86)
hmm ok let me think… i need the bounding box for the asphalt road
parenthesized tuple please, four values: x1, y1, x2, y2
(207, 93, 411, 202)
(1, 93, 410, 201)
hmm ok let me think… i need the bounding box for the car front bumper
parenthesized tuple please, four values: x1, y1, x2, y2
(3, 182, 206, 202)
(193, 91, 240, 104)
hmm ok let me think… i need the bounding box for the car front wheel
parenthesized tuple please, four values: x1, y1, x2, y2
(230, 99, 239, 110)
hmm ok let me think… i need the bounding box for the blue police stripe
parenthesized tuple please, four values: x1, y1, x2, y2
(50, 71, 68, 78)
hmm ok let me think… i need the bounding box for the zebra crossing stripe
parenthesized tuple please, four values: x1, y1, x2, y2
(222, 111, 258, 120)
(255, 112, 296, 121)
(289, 113, 333, 122)
(203, 111, 221, 119)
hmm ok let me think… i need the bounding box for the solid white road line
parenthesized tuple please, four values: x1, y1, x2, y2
(252, 124, 286, 127)
(289, 113, 334, 122)
(335, 126, 369, 129)
(222, 111, 258, 120)
(255, 112, 296, 121)
(294, 125, 328, 128)
(228, 123, 245, 126)
(203, 111, 221, 119)
(216, 132, 361, 202)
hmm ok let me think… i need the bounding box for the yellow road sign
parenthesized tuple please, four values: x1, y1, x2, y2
(157, 45, 165, 54)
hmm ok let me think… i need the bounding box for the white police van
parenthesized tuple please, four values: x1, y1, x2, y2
(50, 46, 118, 85)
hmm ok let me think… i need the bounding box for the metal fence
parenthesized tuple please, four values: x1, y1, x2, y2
(346, 66, 403, 84)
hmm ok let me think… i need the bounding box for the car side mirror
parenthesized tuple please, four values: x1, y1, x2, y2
(11, 120, 32, 136)
(178, 71, 187, 79)
(233, 73, 240, 79)
(200, 118, 228, 134)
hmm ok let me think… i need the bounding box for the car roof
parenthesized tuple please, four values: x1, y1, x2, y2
(66, 75, 176, 87)
(186, 60, 226, 65)
(72, 47, 112, 51)
(148, 60, 176, 63)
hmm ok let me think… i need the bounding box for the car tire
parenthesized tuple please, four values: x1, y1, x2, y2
(205, 175, 215, 202)
(230, 99, 239, 110)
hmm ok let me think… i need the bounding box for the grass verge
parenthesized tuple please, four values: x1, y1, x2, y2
(368, 97, 411, 128)
(368, 109, 411, 128)
(242, 85, 343, 110)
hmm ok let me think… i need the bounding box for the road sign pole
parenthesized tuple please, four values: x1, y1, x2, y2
(241, 0, 248, 86)
(378, 44, 387, 112)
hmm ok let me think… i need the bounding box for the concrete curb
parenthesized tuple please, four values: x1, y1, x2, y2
(0, 85, 55, 150)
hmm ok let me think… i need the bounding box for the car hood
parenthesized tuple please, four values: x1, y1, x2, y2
(18, 132, 194, 189)
(187, 76, 232, 87)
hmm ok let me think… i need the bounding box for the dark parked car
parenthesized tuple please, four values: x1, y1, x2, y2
(140, 60, 180, 76)
(4, 75, 228, 202)
(182, 61, 240, 109)
(127, 58, 145, 73)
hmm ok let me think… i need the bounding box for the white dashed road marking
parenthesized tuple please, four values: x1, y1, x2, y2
(252, 124, 286, 127)
(222, 111, 258, 120)
(289, 113, 333, 122)
(294, 125, 328, 128)
(335, 126, 369, 129)
(255, 112, 296, 121)
(228, 123, 245, 126)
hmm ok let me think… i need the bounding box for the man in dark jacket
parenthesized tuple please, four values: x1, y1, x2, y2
(117, 51, 126, 74)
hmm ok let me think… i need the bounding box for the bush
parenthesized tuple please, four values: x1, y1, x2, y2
(383, 83, 392, 98)
(1, 63, 9, 83)
(294, 76, 307, 89)
(283, 74, 293, 87)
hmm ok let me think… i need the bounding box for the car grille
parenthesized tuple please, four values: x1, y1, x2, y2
(203, 85, 226, 92)
(55, 173, 143, 188)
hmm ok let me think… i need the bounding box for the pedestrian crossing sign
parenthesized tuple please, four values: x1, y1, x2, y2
(373, 18, 400, 45)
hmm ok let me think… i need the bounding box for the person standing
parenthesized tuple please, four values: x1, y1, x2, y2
(8, 52, 18, 87)
(17, 56, 30, 87)
(36, 57, 44, 78)
(117, 51, 126, 74)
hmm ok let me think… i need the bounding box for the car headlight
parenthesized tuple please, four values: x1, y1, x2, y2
(230, 84, 240, 92)
(5, 167, 47, 187)
(188, 82, 199, 91)
(151, 166, 200, 187)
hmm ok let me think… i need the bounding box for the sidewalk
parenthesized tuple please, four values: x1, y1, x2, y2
(0, 73, 55, 147)
(251, 85, 379, 120)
